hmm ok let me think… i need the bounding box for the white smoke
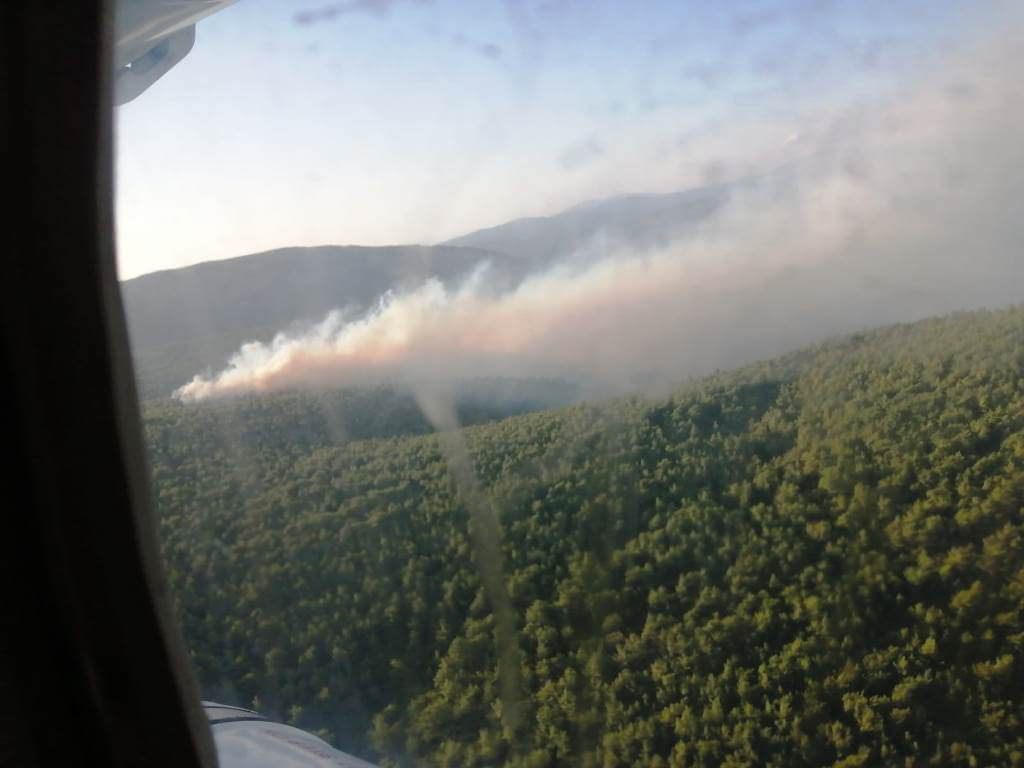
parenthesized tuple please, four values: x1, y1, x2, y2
(176, 22, 1024, 403)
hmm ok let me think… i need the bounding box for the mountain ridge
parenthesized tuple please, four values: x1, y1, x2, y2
(441, 183, 730, 263)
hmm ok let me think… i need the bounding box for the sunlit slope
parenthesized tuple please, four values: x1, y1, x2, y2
(146, 305, 1024, 767)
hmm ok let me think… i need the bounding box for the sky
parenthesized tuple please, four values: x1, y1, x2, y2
(114, 0, 987, 279)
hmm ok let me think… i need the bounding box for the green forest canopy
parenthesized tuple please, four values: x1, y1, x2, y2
(143, 306, 1024, 767)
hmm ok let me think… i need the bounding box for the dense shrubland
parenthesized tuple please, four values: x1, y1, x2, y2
(145, 306, 1024, 766)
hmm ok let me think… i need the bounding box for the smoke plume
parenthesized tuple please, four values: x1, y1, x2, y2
(176, 25, 1024, 403)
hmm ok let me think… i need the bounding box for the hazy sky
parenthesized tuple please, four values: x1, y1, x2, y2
(116, 0, 988, 279)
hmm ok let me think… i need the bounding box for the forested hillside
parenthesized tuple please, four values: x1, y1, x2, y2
(145, 306, 1024, 767)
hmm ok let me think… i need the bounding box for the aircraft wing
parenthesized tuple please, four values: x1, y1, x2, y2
(204, 702, 380, 768)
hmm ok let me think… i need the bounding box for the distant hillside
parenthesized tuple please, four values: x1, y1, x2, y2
(121, 244, 519, 398)
(444, 184, 729, 264)
(143, 378, 581, 461)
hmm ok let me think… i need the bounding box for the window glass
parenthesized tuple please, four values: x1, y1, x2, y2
(116, 1, 1024, 764)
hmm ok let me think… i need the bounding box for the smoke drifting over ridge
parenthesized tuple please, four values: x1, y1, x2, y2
(176, 27, 1024, 403)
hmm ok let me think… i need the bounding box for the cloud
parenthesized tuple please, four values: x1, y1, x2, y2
(558, 137, 605, 171)
(477, 42, 503, 60)
(731, 8, 782, 36)
(294, 0, 427, 25)
(176, 18, 1024, 402)
(452, 33, 503, 60)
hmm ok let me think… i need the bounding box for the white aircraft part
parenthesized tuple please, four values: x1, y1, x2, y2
(114, 0, 238, 104)
(211, 720, 380, 768)
(203, 702, 379, 768)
